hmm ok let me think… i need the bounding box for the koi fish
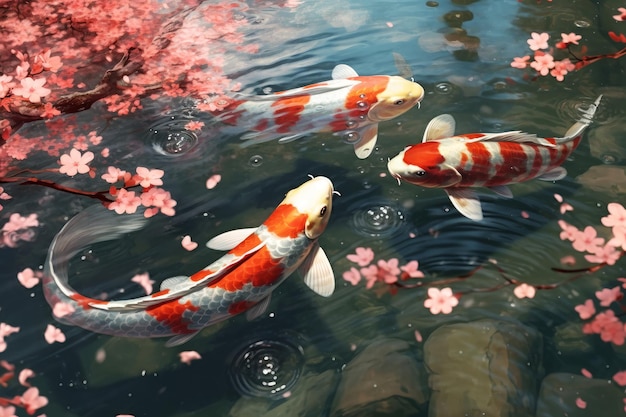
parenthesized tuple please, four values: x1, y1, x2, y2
(387, 96, 602, 221)
(215, 64, 425, 159)
(43, 176, 336, 346)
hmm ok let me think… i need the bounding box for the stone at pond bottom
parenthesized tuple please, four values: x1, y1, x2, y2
(535, 373, 624, 417)
(329, 337, 429, 417)
(577, 165, 626, 196)
(229, 369, 338, 417)
(423, 319, 542, 417)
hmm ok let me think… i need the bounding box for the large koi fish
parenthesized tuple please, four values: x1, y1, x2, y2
(43, 176, 336, 346)
(215, 64, 425, 159)
(387, 96, 602, 221)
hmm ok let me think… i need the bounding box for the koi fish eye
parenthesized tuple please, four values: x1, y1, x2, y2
(320, 206, 327, 217)
(394, 99, 405, 106)
(414, 170, 426, 176)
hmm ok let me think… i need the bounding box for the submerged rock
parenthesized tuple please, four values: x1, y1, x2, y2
(536, 373, 624, 417)
(577, 165, 626, 196)
(423, 319, 542, 417)
(330, 338, 429, 417)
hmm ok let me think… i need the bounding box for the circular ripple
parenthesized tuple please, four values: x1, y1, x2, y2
(248, 155, 264, 167)
(229, 337, 305, 398)
(350, 200, 407, 237)
(148, 117, 199, 156)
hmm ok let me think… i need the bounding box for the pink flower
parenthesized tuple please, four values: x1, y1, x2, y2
(400, 260, 424, 279)
(599, 321, 625, 345)
(52, 302, 75, 318)
(510, 55, 530, 69)
(360, 265, 379, 289)
(595, 286, 622, 307)
(2, 213, 39, 233)
(20, 386, 48, 414)
(614, 370, 626, 386)
(179, 351, 201, 364)
(101, 166, 129, 184)
(550, 58, 575, 81)
(108, 188, 142, 215)
(560, 32, 581, 45)
(554, 193, 564, 203)
(527, 32, 550, 51)
(184, 121, 205, 131)
(134, 167, 164, 188)
(44, 324, 65, 344)
(0, 75, 14, 98)
(17, 268, 41, 289)
(11, 77, 51, 103)
(18, 369, 34, 387)
(614, 7, 626, 21)
(424, 287, 458, 314)
(205, 174, 221, 189)
(559, 202, 574, 214)
(574, 299, 595, 320)
(139, 187, 176, 217)
(608, 225, 626, 251)
(513, 283, 536, 299)
(40, 103, 61, 119)
(584, 243, 621, 265)
(377, 259, 400, 284)
(346, 247, 374, 266)
(587, 310, 618, 334)
(530, 51, 555, 76)
(602, 203, 626, 228)
(0, 405, 17, 417)
(131, 273, 154, 295)
(575, 397, 586, 409)
(58, 149, 94, 177)
(571, 226, 604, 253)
(342, 267, 361, 286)
(33, 49, 63, 73)
(181, 235, 198, 251)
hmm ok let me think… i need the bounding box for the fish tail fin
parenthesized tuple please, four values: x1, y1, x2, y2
(44, 204, 147, 302)
(561, 95, 602, 141)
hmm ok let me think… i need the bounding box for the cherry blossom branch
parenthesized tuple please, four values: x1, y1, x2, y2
(572, 45, 626, 70)
(0, 175, 113, 205)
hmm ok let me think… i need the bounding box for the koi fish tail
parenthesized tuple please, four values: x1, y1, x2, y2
(43, 205, 147, 305)
(562, 95, 602, 140)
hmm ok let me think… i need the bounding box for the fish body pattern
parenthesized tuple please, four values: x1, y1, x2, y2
(215, 64, 424, 159)
(387, 96, 602, 221)
(43, 177, 336, 346)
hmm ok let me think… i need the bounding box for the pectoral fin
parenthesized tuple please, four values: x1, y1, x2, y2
(166, 332, 199, 348)
(246, 295, 271, 321)
(332, 64, 359, 79)
(445, 188, 483, 221)
(299, 244, 335, 297)
(423, 114, 456, 142)
(537, 167, 567, 181)
(206, 228, 258, 250)
(353, 124, 378, 159)
(488, 185, 513, 198)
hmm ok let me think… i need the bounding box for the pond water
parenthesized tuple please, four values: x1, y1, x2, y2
(1, 0, 626, 416)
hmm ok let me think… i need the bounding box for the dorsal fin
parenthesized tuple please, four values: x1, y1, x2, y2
(423, 114, 456, 142)
(206, 228, 257, 251)
(332, 64, 359, 79)
(463, 131, 556, 147)
(160, 276, 188, 291)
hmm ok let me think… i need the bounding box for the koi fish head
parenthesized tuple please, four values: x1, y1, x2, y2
(387, 144, 461, 188)
(281, 176, 334, 239)
(368, 77, 424, 122)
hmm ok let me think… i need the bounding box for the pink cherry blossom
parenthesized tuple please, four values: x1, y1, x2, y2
(376, 259, 400, 284)
(0, 405, 17, 417)
(513, 283, 536, 299)
(18, 369, 34, 387)
(559, 202, 574, 214)
(575, 398, 586, 409)
(595, 286, 622, 307)
(179, 351, 202, 364)
(52, 302, 75, 318)
(11, 77, 51, 103)
(571, 226, 604, 253)
(614, 370, 626, 386)
(346, 247, 374, 266)
(58, 148, 94, 177)
(101, 166, 129, 184)
(602, 203, 626, 228)
(360, 265, 379, 289)
(17, 268, 41, 289)
(400, 260, 424, 279)
(342, 267, 361, 286)
(510, 55, 530, 69)
(584, 243, 621, 265)
(574, 299, 595, 320)
(550, 59, 575, 81)
(131, 273, 154, 295)
(424, 287, 458, 314)
(0, 323, 20, 339)
(0, 75, 14, 98)
(553, 193, 564, 203)
(184, 121, 205, 131)
(2, 213, 39, 233)
(134, 167, 164, 188)
(43, 324, 65, 344)
(40, 103, 61, 119)
(560, 32, 581, 45)
(599, 321, 625, 345)
(530, 51, 555, 76)
(181, 235, 198, 251)
(586, 310, 618, 335)
(108, 188, 142, 214)
(527, 32, 550, 51)
(205, 174, 222, 189)
(614, 7, 626, 21)
(608, 225, 626, 250)
(20, 386, 48, 414)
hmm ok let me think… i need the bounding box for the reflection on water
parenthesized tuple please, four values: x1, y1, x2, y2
(1, 0, 626, 416)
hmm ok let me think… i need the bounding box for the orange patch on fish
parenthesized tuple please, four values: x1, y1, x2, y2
(151, 289, 170, 298)
(230, 233, 262, 257)
(71, 293, 108, 310)
(146, 300, 199, 334)
(227, 300, 257, 315)
(209, 246, 284, 291)
(344, 76, 388, 117)
(271, 95, 311, 133)
(262, 204, 307, 239)
(190, 268, 215, 282)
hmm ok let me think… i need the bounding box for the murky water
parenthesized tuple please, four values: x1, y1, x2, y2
(1, 0, 626, 416)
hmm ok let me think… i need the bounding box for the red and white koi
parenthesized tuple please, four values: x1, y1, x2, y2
(387, 96, 602, 221)
(213, 64, 424, 159)
(43, 176, 336, 346)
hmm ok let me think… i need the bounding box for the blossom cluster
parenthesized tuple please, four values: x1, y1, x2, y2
(0, 213, 39, 249)
(0, 359, 48, 416)
(510, 32, 578, 81)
